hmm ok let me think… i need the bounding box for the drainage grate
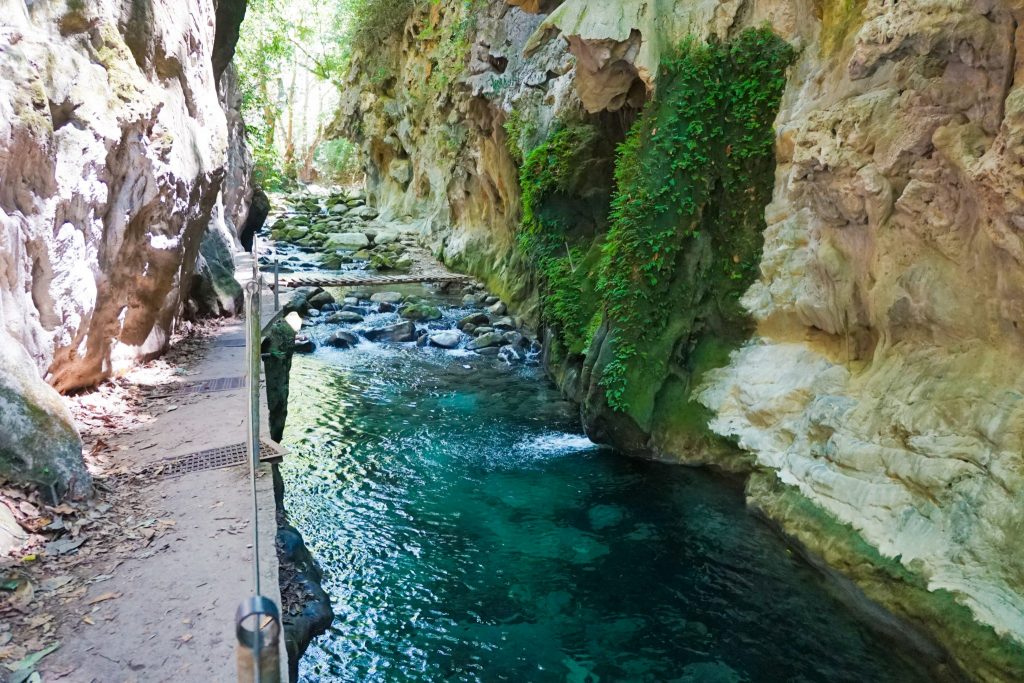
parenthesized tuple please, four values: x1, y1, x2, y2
(214, 338, 247, 348)
(179, 376, 247, 394)
(141, 440, 286, 478)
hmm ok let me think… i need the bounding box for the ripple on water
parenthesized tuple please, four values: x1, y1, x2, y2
(281, 288, 936, 683)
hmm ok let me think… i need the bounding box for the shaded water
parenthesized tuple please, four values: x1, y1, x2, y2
(281, 286, 930, 683)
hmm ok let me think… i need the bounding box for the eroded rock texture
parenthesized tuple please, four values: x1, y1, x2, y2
(0, 0, 249, 496)
(342, 0, 1024, 678)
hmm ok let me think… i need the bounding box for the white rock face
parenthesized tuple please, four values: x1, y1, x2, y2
(696, 0, 1024, 658)
(0, 0, 248, 494)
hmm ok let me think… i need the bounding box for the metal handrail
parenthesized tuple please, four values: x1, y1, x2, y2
(236, 236, 281, 683)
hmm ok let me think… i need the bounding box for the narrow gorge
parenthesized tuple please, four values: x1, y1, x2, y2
(2, 0, 1024, 681)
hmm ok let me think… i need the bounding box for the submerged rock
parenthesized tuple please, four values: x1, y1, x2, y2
(363, 321, 417, 343)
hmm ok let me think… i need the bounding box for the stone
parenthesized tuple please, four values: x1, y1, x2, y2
(363, 321, 417, 343)
(370, 291, 404, 304)
(324, 232, 371, 250)
(326, 311, 364, 324)
(502, 331, 527, 348)
(320, 303, 342, 313)
(377, 302, 396, 313)
(0, 335, 91, 499)
(458, 313, 489, 329)
(474, 346, 502, 356)
(492, 316, 517, 330)
(342, 305, 369, 315)
(343, 297, 359, 305)
(487, 301, 507, 315)
(484, 295, 499, 305)
(293, 336, 316, 354)
(472, 326, 494, 336)
(498, 345, 525, 363)
(400, 301, 443, 322)
(461, 294, 478, 307)
(307, 291, 336, 308)
(462, 323, 477, 335)
(325, 331, 359, 349)
(428, 331, 463, 349)
(350, 205, 379, 220)
(466, 331, 505, 351)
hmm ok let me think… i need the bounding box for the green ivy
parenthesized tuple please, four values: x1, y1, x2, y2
(517, 123, 605, 355)
(597, 27, 795, 411)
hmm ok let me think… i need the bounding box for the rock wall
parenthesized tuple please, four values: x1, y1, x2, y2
(0, 0, 249, 496)
(339, 0, 1024, 678)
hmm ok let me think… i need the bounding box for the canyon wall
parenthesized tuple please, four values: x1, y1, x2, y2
(0, 0, 250, 497)
(338, 0, 1024, 679)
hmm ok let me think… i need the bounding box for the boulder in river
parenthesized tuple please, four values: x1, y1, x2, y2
(377, 302, 396, 313)
(294, 336, 316, 353)
(400, 301, 443, 322)
(472, 326, 494, 336)
(364, 321, 417, 343)
(498, 345, 526, 363)
(491, 316, 516, 330)
(350, 205, 379, 220)
(326, 311, 364, 324)
(467, 331, 505, 350)
(342, 305, 369, 315)
(325, 331, 359, 349)
(324, 232, 370, 250)
(461, 294, 478, 307)
(308, 291, 335, 309)
(428, 331, 462, 349)
(458, 313, 489, 329)
(487, 301, 507, 316)
(370, 291, 404, 304)
(475, 346, 502, 356)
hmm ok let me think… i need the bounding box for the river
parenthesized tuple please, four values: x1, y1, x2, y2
(278, 282, 931, 682)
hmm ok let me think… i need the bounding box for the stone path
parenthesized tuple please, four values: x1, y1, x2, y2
(38, 253, 288, 682)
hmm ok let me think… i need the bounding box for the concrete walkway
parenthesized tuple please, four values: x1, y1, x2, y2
(39, 253, 289, 682)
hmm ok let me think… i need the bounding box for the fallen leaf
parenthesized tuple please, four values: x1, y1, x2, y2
(86, 591, 120, 605)
(180, 633, 193, 643)
(44, 537, 87, 556)
(5, 641, 59, 673)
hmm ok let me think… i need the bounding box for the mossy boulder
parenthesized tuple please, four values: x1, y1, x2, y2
(399, 300, 442, 322)
(0, 337, 91, 499)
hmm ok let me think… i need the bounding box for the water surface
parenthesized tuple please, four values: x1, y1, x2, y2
(281, 287, 930, 682)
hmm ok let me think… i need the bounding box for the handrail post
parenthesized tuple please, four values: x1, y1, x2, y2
(273, 257, 280, 312)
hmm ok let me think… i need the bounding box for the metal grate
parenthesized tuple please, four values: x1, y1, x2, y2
(140, 439, 286, 478)
(179, 376, 247, 394)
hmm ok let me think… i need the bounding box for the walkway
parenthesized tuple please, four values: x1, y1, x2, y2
(38, 254, 288, 682)
(277, 273, 474, 288)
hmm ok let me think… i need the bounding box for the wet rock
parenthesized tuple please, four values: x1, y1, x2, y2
(353, 249, 373, 260)
(324, 232, 370, 250)
(348, 290, 371, 300)
(458, 313, 489, 329)
(342, 305, 369, 315)
(343, 297, 359, 305)
(487, 301, 507, 316)
(364, 321, 417, 343)
(461, 294, 478, 307)
(307, 308, 321, 318)
(325, 331, 359, 349)
(320, 303, 342, 313)
(484, 295, 499, 305)
(475, 346, 502, 356)
(307, 291, 335, 308)
(326, 311, 364, 324)
(428, 331, 462, 349)
(472, 326, 494, 336)
(377, 302, 396, 313)
(492, 316, 517, 330)
(467, 331, 505, 350)
(502, 331, 527, 348)
(400, 301, 443, 322)
(462, 323, 477, 335)
(498, 345, 526, 363)
(294, 336, 316, 353)
(370, 291, 404, 304)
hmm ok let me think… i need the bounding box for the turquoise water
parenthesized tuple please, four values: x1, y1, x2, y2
(280, 287, 931, 683)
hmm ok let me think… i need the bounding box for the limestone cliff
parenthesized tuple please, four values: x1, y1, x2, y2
(0, 0, 250, 497)
(339, 0, 1024, 679)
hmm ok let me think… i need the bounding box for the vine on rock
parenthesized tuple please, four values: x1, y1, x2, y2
(597, 27, 795, 411)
